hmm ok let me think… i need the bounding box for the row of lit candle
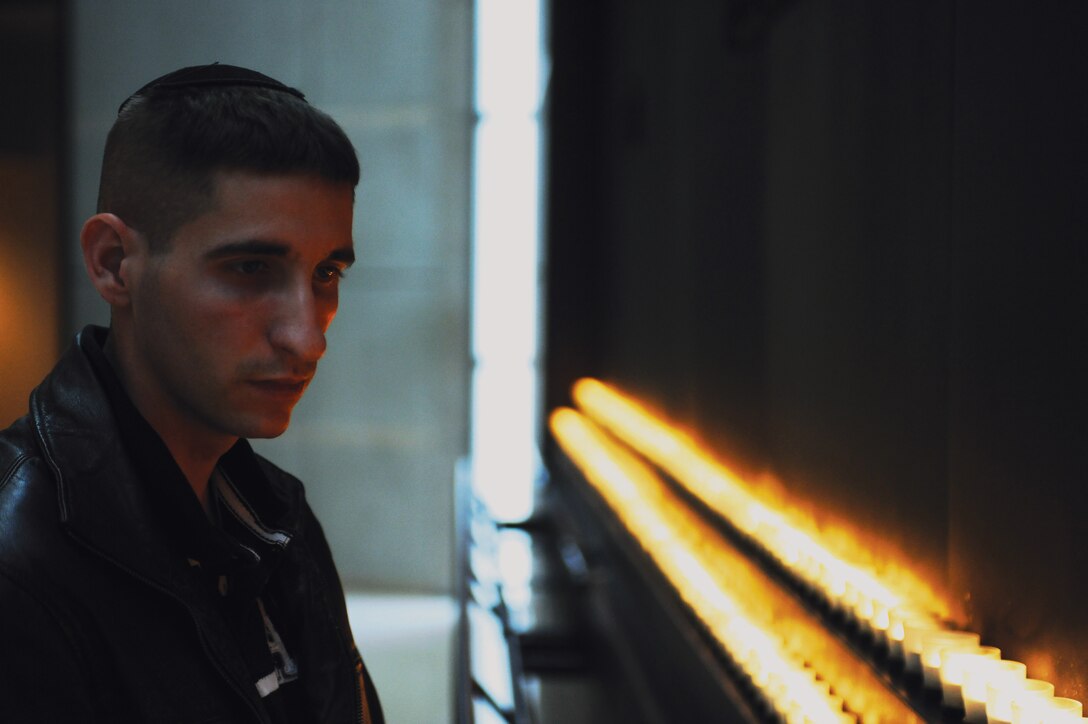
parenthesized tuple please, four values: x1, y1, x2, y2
(571, 379, 911, 640)
(551, 406, 857, 722)
(567, 378, 1084, 723)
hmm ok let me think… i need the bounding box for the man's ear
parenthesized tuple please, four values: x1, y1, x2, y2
(80, 213, 140, 307)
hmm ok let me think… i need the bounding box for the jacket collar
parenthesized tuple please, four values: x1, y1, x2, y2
(30, 326, 303, 598)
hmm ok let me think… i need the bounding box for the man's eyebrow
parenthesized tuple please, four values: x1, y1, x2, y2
(204, 240, 290, 259)
(204, 240, 356, 266)
(329, 247, 356, 266)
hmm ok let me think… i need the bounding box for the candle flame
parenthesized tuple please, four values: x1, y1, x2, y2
(571, 378, 945, 628)
(550, 404, 921, 721)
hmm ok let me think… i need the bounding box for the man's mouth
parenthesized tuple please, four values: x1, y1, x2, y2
(248, 378, 310, 397)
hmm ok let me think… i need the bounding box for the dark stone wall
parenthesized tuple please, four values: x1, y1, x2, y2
(948, 1, 1088, 694)
(545, 0, 1088, 698)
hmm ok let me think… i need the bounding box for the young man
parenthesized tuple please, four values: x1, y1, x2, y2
(0, 64, 383, 723)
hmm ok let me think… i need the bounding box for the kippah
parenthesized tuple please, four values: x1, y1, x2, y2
(117, 62, 307, 114)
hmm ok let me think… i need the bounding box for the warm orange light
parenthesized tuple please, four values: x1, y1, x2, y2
(941, 646, 1000, 710)
(0, 160, 62, 428)
(963, 659, 1025, 722)
(550, 406, 923, 722)
(571, 378, 930, 634)
(562, 378, 1073, 716)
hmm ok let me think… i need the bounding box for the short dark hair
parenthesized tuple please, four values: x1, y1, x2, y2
(96, 65, 359, 251)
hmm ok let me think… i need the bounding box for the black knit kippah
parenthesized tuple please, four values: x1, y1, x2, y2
(117, 62, 306, 114)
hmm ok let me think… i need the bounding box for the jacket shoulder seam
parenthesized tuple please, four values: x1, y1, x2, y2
(0, 452, 32, 493)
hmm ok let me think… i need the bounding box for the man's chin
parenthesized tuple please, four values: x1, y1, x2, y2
(234, 413, 293, 439)
(249, 428, 290, 440)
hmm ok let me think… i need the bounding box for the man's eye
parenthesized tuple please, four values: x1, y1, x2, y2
(234, 259, 269, 275)
(315, 265, 346, 283)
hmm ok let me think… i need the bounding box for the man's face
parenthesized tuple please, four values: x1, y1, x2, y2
(122, 171, 355, 443)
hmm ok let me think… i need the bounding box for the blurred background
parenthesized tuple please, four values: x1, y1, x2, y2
(3, 1, 1087, 722)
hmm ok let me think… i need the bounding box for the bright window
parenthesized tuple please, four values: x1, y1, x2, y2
(470, 0, 547, 521)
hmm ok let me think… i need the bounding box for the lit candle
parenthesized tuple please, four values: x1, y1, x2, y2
(777, 667, 807, 716)
(1043, 698, 1084, 722)
(803, 706, 857, 724)
(940, 646, 1000, 710)
(841, 579, 862, 626)
(852, 577, 897, 640)
(781, 669, 835, 722)
(821, 560, 849, 614)
(766, 669, 787, 716)
(900, 616, 940, 675)
(871, 603, 892, 646)
(919, 630, 980, 690)
(989, 678, 1054, 724)
(788, 692, 853, 724)
(1010, 691, 1072, 724)
(961, 658, 1025, 723)
(824, 693, 846, 716)
(797, 550, 822, 593)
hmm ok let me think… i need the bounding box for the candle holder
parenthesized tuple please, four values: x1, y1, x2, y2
(1042, 697, 1085, 722)
(900, 617, 941, 678)
(940, 645, 1001, 711)
(919, 630, 980, 690)
(989, 678, 1054, 724)
(960, 657, 1023, 723)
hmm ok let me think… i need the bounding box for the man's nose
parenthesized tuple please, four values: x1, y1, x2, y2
(270, 283, 329, 363)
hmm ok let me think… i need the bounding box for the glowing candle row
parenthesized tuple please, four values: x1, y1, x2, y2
(885, 600, 1086, 723)
(573, 378, 923, 645)
(551, 407, 856, 722)
(665, 543, 855, 723)
(568, 378, 1083, 724)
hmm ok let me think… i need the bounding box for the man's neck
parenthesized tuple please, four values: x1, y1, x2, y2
(103, 334, 234, 514)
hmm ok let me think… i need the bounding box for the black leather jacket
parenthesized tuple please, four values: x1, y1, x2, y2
(0, 330, 383, 724)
